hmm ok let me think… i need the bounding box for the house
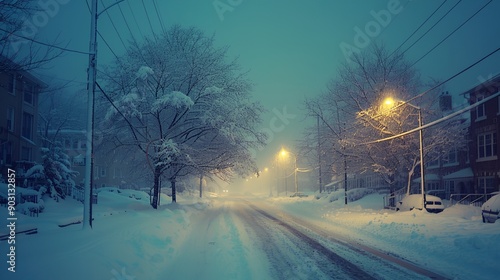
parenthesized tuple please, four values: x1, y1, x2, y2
(48, 129, 141, 190)
(417, 92, 472, 200)
(0, 61, 46, 179)
(411, 74, 500, 204)
(464, 73, 500, 196)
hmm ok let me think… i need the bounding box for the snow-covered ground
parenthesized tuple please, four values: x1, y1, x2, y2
(0, 186, 499, 279)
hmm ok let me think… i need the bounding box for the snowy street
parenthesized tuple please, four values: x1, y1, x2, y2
(166, 197, 443, 280)
(3, 1, 500, 280)
(1, 187, 499, 279)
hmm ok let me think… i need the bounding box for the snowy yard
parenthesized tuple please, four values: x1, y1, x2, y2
(0, 186, 499, 280)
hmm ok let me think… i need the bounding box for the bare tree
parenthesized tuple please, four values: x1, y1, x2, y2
(38, 88, 87, 147)
(304, 44, 467, 195)
(0, 0, 62, 72)
(99, 25, 265, 208)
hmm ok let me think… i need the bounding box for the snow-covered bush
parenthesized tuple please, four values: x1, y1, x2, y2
(16, 200, 45, 215)
(25, 143, 78, 200)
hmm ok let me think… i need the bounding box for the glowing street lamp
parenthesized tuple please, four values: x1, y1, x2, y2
(382, 97, 426, 209)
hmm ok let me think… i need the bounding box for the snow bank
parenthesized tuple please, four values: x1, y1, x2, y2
(268, 189, 500, 280)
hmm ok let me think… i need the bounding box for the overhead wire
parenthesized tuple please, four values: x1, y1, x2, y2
(152, 0, 167, 34)
(408, 0, 493, 69)
(0, 27, 90, 55)
(117, 3, 139, 45)
(101, 1, 128, 51)
(389, 0, 448, 58)
(400, 0, 462, 57)
(365, 90, 500, 145)
(142, 0, 156, 38)
(404, 46, 500, 110)
(97, 30, 120, 61)
(126, 0, 145, 40)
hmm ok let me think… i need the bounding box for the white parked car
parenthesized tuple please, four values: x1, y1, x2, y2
(481, 194, 500, 223)
(396, 194, 444, 213)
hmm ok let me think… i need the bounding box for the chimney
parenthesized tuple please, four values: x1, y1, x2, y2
(439, 91, 452, 112)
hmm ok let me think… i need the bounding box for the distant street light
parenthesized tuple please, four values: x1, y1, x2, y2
(382, 97, 426, 210)
(279, 147, 299, 194)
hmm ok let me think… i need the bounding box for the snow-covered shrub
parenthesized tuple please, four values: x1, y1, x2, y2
(25, 143, 78, 200)
(16, 200, 44, 215)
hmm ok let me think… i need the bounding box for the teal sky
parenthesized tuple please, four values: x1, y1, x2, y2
(26, 0, 500, 168)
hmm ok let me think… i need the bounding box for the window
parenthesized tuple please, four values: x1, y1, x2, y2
(22, 112, 34, 140)
(445, 180, 455, 195)
(23, 83, 34, 105)
(6, 107, 14, 132)
(478, 177, 495, 194)
(443, 148, 458, 165)
(478, 132, 497, 159)
(7, 74, 15, 95)
(476, 95, 486, 120)
(427, 181, 440, 191)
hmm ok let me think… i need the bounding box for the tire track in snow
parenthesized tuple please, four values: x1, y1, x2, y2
(245, 199, 449, 280)
(234, 205, 316, 280)
(240, 202, 377, 279)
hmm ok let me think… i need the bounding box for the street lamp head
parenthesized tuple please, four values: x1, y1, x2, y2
(382, 97, 396, 110)
(280, 148, 288, 157)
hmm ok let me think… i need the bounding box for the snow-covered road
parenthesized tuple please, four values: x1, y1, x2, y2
(165, 197, 446, 279)
(4, 188, 493, 279)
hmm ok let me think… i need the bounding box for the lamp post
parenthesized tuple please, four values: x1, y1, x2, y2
(280, 148, 299, 194)
(383, 98, 426, 210)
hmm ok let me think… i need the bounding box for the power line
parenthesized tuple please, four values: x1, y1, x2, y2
(406, 45, 500, 106)
(0, 27, 90, 55)
(153, 0, 167, 34)
(126, 0, 145, 40)
(408, 0, 492, 68)
(400, 0, 462, 56)
(142, 0, 156, 37)
(390, 0, 448, 58)
(365, 90, 500, 145)
(35, 72, 87, 85)
(97, 30, 120, 60)
(118, 2, 139, 45)
(101, 1, 128, 50)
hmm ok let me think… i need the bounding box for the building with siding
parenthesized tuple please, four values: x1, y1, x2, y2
(0, 62, 46, 179)
(464, 73, 500, 195)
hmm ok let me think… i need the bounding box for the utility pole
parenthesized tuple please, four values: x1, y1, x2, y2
(199, 174, 203, 198)
(83, 0, 98, 230)
(317, 114, 323, 193)
(343, 122, 347, 205)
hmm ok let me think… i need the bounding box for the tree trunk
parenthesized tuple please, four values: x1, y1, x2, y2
(407, 157, 418, 195)
(151, 167, 161, 209)
(171, 177, 177, 203)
